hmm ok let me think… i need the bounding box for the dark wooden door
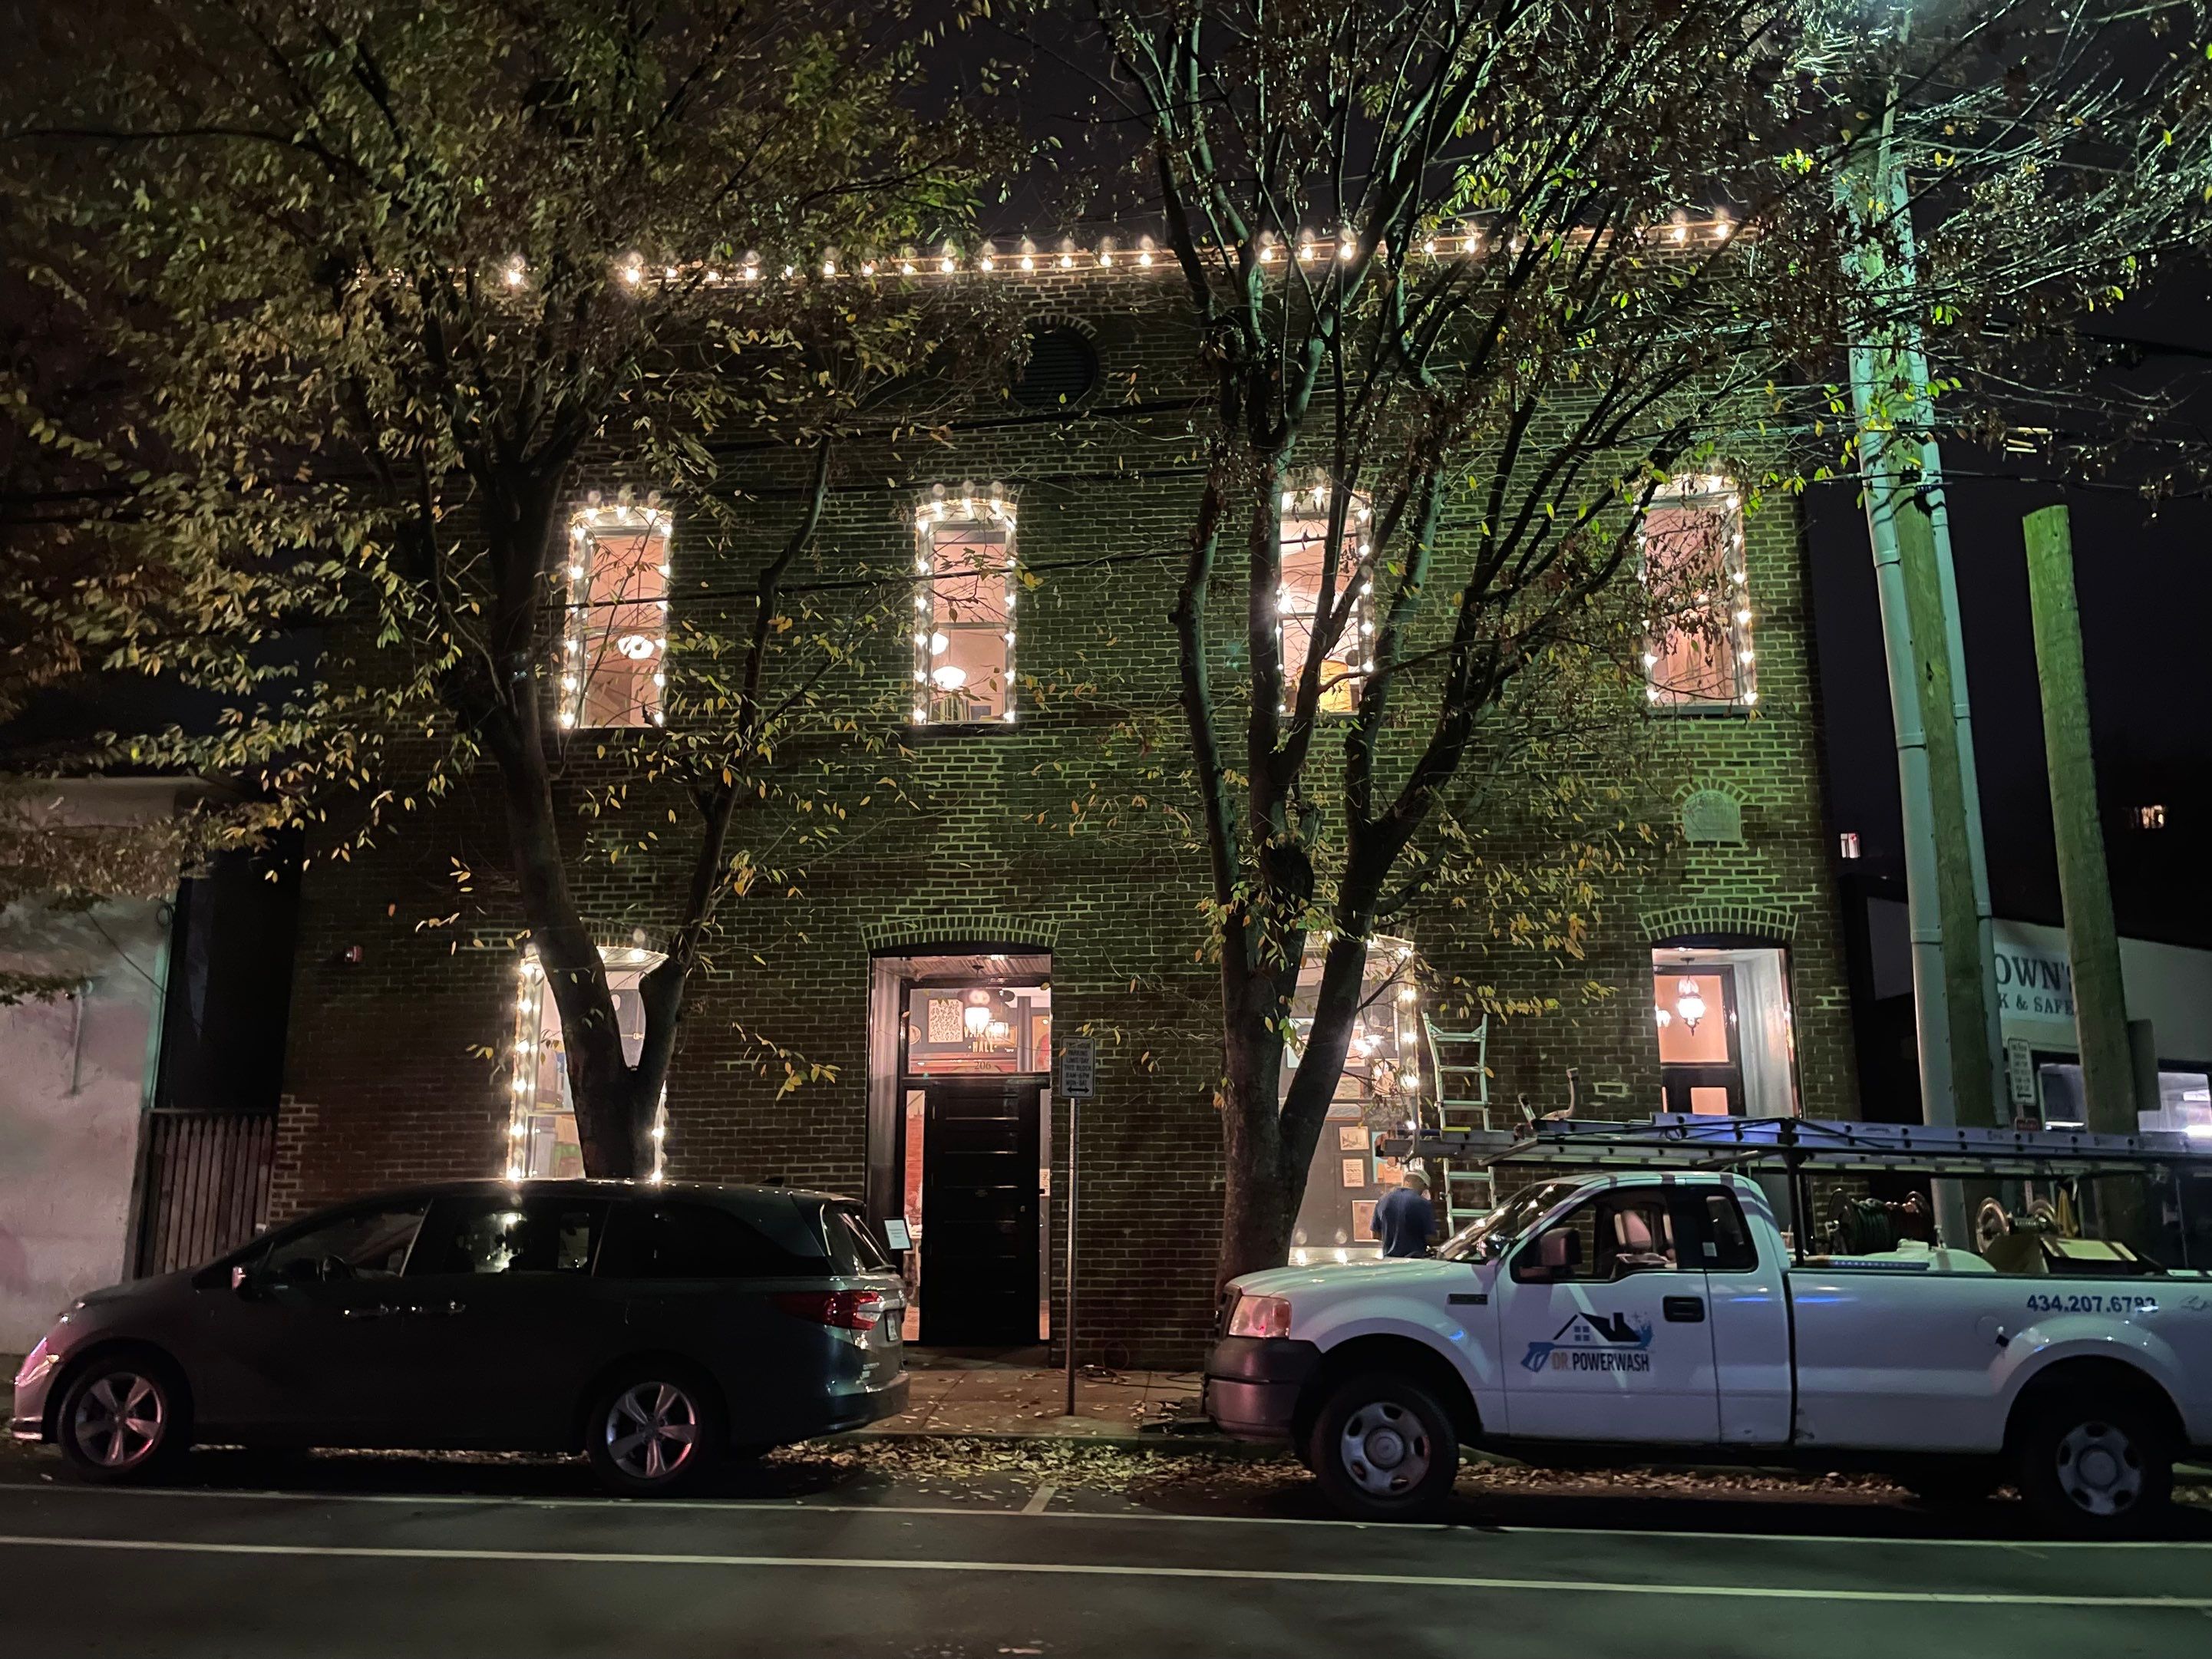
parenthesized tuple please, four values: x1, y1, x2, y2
(920, 1079, 1041, 1344)
(1659, 965, 1745, 1116)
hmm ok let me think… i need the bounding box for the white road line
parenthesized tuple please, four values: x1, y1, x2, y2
(5, 1482, 2208, 1550)
(0, 1532, 2204, 1608)
(1021, 1484, 1056, 1516)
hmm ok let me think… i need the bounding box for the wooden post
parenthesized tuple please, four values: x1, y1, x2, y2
(1893, 491, 2000, 1130)
(2022, 505, 2135, 1136)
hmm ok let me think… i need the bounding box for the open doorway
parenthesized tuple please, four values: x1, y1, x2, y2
(867, 952, 1051, 1348)
(1652, 940, 1798, 1117)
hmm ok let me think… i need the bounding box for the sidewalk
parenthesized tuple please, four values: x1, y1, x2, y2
(869, 1357, 1210, 1440)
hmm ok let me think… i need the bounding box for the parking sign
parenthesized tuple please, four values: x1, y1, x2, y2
(1059, 1037, 1095, 1100)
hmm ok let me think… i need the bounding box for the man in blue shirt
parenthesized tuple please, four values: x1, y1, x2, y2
(1374, 1170, 1437, 1258)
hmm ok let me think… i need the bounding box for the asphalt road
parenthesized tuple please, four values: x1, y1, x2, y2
(4, 1459, 2210, 1658)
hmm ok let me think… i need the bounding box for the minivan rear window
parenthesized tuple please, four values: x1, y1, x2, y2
(596, 1201, 822, 1279)
(825, 1205, 893, 1275)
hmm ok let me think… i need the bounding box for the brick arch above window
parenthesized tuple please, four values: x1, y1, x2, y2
(863, 914, 1061, 955)
(1637, 902, 1797, 945)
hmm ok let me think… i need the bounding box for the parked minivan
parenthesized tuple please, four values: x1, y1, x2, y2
(10, 1179, 908, 1494)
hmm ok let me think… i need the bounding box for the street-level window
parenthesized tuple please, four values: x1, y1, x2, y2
(913, 486, 1018, 725)
(1283, 935, 1423, 1265)
(1641, 475, 1755, 709)
(1652, 942, 1798, 1118)
(1277, 481, 1370, 715)
(507, 945, 665, 1180)
(562, 499, 670, 731)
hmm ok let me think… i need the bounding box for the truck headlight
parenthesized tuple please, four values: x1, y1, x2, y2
(1227, 1294, 1293, 1339)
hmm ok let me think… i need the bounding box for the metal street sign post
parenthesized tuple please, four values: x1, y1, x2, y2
(1058, 1037, 1095, 1419)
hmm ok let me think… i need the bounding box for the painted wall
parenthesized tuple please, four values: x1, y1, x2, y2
(0, 897, 167, 1354)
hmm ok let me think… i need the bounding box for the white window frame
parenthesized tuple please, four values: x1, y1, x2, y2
(1276, 479, 1373, 715)
(560, 497, 671, 731)
(507, 945, 667, 1181)
(910, 483, 1019, 727)
(1639, 474, 1756, 711)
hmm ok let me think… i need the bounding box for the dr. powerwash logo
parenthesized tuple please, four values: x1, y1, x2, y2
(1520, 1311, 1655, 1374)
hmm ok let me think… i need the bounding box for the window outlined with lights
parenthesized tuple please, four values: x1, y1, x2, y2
(507, 945, 667, 1182)
(1639, 475, 1755, 712)
(911, 484, 1018, 727)
(1277, 480, 1372, 716)
(560, 498, 670, 731)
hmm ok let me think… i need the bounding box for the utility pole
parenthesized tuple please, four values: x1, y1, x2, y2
(1841, 35, 2003, 1142)
(2022, 506, 2135, 1135)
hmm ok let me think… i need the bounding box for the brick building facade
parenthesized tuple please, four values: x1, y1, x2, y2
(271, 267, 1857, 1367)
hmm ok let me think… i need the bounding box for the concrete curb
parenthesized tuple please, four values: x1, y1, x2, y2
(827, 1427, 1278, 1456)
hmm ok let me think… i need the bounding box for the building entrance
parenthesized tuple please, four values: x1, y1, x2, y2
(918, 1077, 1043, 1344)
(867, 951, 1052, 1347)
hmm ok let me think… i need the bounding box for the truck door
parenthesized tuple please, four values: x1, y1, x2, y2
(1495, 1185, 1720, 1443)
(1677, 1184, 1792, 1446)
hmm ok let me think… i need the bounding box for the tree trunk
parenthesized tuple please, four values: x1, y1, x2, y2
(474, 466, 653, 1179)
(1216, 987, 1294, 1291)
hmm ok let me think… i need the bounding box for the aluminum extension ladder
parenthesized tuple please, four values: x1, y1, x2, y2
(1421, 1012, 1494, 1229)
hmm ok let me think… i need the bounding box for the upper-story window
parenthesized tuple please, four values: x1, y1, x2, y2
(913, 485, 1018, 726)
(1278, 481, 1371, 715)
(1640, 476, 1755, 711)
(561, 499, 670, 731)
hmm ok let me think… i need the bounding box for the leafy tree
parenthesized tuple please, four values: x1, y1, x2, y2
(3, 0, 1009, 1174)
(1071, 0, 2210, 1282)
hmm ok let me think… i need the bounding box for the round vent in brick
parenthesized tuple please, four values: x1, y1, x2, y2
(1011, 327, 1098, 410)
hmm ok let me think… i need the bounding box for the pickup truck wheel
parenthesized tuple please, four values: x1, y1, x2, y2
(2016, 1393, 2173, 1539)
(1309, 1373, 1458, 1522)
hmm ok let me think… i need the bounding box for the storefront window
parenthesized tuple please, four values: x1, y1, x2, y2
(913, 487, 1018, 725)
(1652, 942, 1797, 1117)
(507, 945, 664, 1179)
(1283, 937, 1423, 1264)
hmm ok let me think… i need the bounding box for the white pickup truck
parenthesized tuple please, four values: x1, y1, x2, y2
(1205, 1164, 2212, 1535)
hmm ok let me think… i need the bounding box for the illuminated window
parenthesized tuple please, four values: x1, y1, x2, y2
(912, 486, 1017, 725)
(507, 945, 665, 1180)
(1281, 935, 1423, 1265)
(561, 500, 669, 730)
(1278, 482, 1370, 714)
(1641, 477, 1754, 710)
(2138, 803, 2167, 831)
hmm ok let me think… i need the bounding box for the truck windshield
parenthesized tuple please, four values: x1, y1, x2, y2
(1436, 1179, 1583, 1263)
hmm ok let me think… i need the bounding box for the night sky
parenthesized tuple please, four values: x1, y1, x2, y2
(1807, 409, 2212, 949)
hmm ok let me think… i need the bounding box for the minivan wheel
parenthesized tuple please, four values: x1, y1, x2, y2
(2016, 1392, 2173, 1539)
(1309, 1372, 1458, 1522)
(585, 1367, 723, 1497)
(58, 1354, 187, 1483)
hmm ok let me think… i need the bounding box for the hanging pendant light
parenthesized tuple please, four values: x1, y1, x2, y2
(1674, 976, 1707, 1033)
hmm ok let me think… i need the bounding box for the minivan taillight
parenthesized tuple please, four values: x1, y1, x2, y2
(774, 1289, 884, 1331)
